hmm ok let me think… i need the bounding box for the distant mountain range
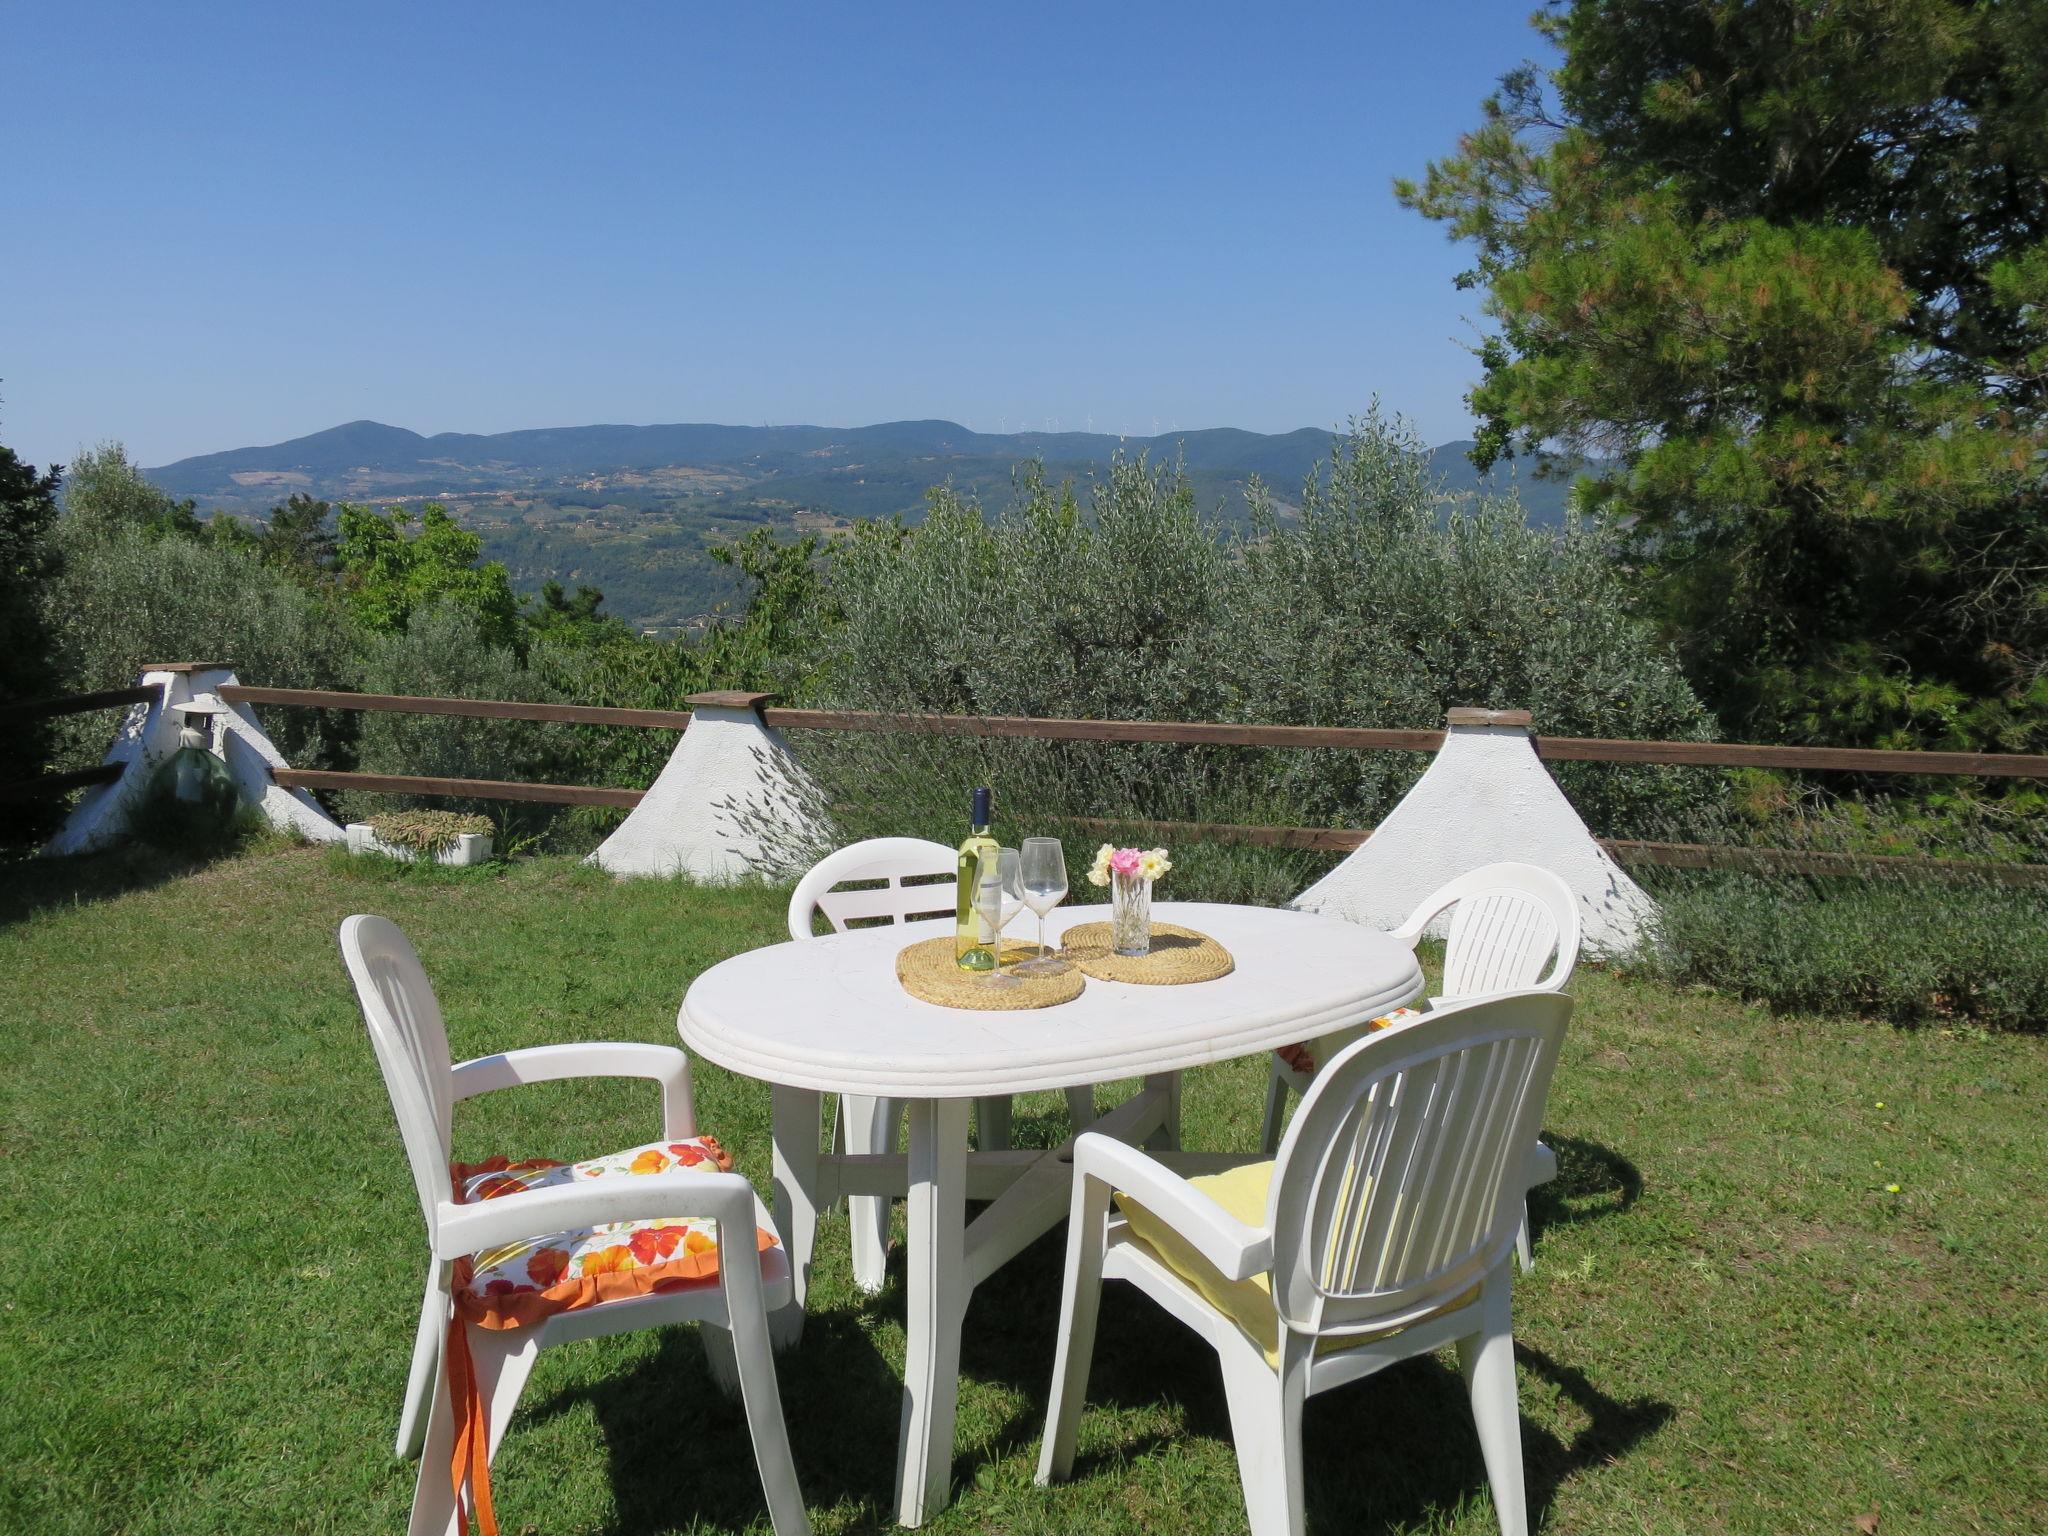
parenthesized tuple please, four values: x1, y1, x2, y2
(146, 418, 1586, 635)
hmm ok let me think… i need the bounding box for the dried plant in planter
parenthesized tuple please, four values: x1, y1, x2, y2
(366, 810, 493, 857)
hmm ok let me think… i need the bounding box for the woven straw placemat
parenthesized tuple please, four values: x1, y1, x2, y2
(1059, 922, 1235, 985)
(897, 936, 1084, 1010)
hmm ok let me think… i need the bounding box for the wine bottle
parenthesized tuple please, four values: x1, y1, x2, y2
(954, 786, 998, 970)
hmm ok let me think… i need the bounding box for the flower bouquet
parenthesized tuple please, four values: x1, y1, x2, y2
(1088, 844, 1172, 956)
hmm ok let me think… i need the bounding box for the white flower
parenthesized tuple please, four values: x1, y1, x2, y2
(1087, 843, 1115, 888)
(1138, 847, 1172, 882)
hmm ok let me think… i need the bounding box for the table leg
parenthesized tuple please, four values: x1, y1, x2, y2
(770, 1084, 822, 1348)
(896, 1097, 970, 1526)
(1143, 1071, 1182, 1151)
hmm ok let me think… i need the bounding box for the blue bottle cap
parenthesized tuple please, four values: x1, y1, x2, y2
(971, 786, 991, 826)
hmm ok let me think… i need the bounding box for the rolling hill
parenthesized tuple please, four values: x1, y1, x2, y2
(146, 419, 1585, 635)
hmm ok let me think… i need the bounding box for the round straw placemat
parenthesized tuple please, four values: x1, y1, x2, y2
(1059, 922, 1235, 985)
(897, 936, 1085, 1010)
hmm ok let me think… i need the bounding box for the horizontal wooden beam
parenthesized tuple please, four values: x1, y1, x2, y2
(272, 768, 644, 809)
(1599, 838, 2048, 885)
(1032, 816, 2048, 884)
(16, 686, 156, 721)
(1056, 815, 1371, 852)
(763, 708, 1449, 753)
(0, 761, 125, 800)
(1537, 736, 2048, 777)
(219, 685, 694, 731)
(685, 690, 776, 711)
(218, 684, 2048, 779)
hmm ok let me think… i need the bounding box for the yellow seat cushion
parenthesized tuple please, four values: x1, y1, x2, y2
(1114, 1159, 1475, 1367)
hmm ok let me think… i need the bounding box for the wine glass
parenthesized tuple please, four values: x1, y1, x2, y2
(975, 847, 1027, 988)
(1014, 836, 1070, 975)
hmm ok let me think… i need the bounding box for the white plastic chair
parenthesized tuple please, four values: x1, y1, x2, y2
(788, 836, 1095, 1291)
(1039, 990, 1574, 1536)
(1266, 862, 1578, 1268)
(341, 914, 809, 1536)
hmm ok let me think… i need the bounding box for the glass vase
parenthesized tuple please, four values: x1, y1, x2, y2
(1110, 870, 1152, 957)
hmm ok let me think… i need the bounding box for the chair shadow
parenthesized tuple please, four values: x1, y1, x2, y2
(517, 1134, 1657, 1534)
(1527, 1133, 1641, 1245)
(522, 1300, 912, 1534)
(1060, 1279, 1672, 1534)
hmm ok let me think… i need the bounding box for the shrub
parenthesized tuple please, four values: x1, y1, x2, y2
(1231, 410, 1724, 836)
(345, 600, 567, 840)
(1644, 870, 2048, 1031)
(777, 415, 1724, 895)
(1, 440, 63, 851)
(38, 519, 362, 773)
(365, 810, 492, 856)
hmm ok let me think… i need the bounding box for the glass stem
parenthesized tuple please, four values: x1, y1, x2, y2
(1037, 910, 1048, 957)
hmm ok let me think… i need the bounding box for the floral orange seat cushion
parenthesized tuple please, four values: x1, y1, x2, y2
(1276, 1006, 1423, 1076)
(452, 1136, 777, 1329)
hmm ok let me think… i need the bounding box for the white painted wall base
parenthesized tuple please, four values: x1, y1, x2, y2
(588, 695, 823, 880)
(346, 825, 495, 866)
(44, 665, 345, 857)
(1291, 711, 1656, 956)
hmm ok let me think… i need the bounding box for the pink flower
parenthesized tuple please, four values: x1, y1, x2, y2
(1109, 847, 1142, 876)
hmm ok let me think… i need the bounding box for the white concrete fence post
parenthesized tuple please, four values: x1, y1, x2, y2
(588, 691, 823, 880)
(1291, 707, 1657, 955)
(44, 663, 345, 857)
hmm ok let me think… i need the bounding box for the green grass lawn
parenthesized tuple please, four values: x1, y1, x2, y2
(2, 841, 2044, 1535)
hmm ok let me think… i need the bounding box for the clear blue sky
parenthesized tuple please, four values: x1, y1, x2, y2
(4, 1, 1550, 469)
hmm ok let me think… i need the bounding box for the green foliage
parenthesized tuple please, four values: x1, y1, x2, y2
(520, 578, 624, 649)
(62, 441, 217, 542)
(334, 502, 520, 649)
(38, 519, 362, 773)
(1, 434, 63, 848)
(699, 525, 835, 699)
(257, 493, 337, 583)
(1400, 0, 2048, 756)
(345, 599, 564, 835)
(364, 809, 492, 856)
(1646, 870, 2048, 1031)
(1237, 410, 1723, 833)
(781, 417, 1720, 880)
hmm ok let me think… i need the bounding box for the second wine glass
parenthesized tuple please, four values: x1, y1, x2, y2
(1014, 836, 1070, 976)
(976, 847, 1027, 988)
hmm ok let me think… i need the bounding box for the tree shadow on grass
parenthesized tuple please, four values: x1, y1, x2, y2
(0, 837, 241, 931)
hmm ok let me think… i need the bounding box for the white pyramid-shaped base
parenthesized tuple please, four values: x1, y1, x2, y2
(588, 704, 819, 880)
(1293, 720, 1655, 956)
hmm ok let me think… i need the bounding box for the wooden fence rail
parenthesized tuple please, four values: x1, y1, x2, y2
(215, 685, 2048, 778)
(4, 686, 153, 801)
(0, 761, 124, 803)
(214, 683, 2048, 884)
(19, 685, 156, 721)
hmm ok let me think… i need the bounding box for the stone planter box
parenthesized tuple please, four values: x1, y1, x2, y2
(345, 823, 495, 867)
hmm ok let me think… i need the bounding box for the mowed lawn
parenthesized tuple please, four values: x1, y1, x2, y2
(2, 842, 2044, 1536)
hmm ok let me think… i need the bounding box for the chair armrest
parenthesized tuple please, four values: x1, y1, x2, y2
(1390, 896, 1451, 947)
(450, 1042, 696, 1139)
(434, 1168, 761, 1261)
(1072, 1133, 1272, 1282)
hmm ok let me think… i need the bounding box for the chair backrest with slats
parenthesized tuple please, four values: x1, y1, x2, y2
(787, 837, 958, 941)
(1267, 991, 1572, 1341)
(1401, 862, 1579, 998)
(340, 914, 456, 1238)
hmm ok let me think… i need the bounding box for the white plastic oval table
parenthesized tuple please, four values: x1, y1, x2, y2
(677, 899, 1422, 1526)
